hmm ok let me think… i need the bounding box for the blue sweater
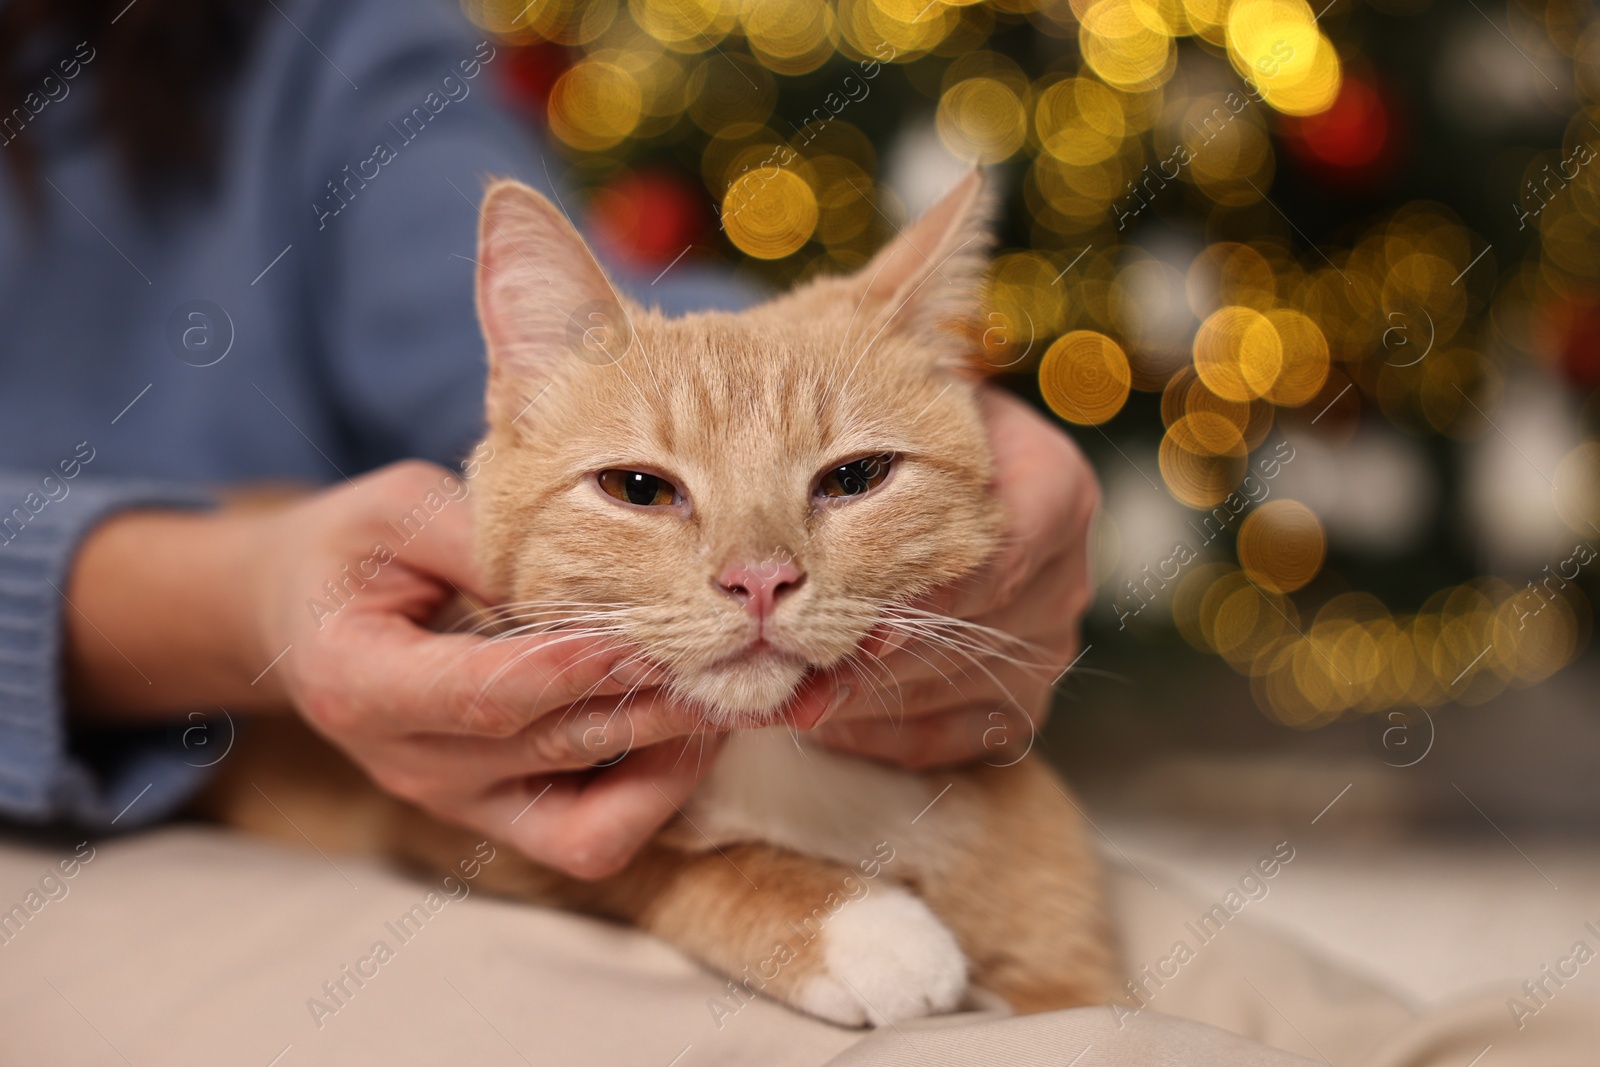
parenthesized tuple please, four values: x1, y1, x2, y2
(0, 0, 747, 830)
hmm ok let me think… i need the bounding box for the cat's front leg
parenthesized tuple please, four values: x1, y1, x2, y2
(586, 842, 969, 1027)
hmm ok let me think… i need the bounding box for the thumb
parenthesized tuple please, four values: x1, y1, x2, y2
(348, 461, 498, 605)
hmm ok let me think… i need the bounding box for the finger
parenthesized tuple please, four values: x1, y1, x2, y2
(311, 614, 662, 738)
(812, 704, 1038, 770)
(319, 461, 497, 606)
(363, 463, 499, 605)
(395, 686, 722, 785)
(467, 733, 728, 879)
(942, 388, 1099, 620)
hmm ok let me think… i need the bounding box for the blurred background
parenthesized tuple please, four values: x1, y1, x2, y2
(456, 0, 1600, 1001)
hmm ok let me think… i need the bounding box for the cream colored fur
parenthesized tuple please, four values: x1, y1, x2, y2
(201, 172, 1115, 1027)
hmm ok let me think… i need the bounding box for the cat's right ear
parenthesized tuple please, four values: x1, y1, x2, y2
(476, 179, 624, 425)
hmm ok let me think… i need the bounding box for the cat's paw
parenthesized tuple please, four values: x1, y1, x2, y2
(795, 887, 968, 1027)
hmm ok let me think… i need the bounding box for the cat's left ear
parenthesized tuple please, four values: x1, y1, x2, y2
(849, 168, 995, 364)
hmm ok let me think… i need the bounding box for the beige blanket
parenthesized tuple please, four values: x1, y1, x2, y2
(0, 828, 1593, 1065)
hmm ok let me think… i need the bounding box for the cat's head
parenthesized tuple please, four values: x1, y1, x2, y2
(472, 172, 1003, 726)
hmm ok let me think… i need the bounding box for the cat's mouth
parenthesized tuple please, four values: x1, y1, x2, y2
(678, 639, 817, 723)
(708, 637, 801, 668)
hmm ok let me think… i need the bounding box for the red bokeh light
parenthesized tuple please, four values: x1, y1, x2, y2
(588, 170, 709, 269)
(1281, 74, 1402, 187)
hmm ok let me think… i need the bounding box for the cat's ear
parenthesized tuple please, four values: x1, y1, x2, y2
(849, 168, 994, 362)
(476, 178, 626, 425)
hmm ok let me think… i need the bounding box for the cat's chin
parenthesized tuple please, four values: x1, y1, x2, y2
(677, 657, 811, 727)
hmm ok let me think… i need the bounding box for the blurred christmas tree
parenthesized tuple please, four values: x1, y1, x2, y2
(465, 0, 1599, 728)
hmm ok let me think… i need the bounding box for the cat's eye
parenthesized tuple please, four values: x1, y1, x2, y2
(598, 469, 679, 507)
(816, 453, 893, 500)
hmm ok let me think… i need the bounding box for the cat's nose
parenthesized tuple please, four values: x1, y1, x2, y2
(717, 560, 805, 619)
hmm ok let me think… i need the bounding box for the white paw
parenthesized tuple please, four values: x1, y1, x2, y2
(795, 887, 968, 1027)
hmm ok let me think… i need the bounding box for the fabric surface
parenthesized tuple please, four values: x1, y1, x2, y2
(0, 827, 1592, 1065)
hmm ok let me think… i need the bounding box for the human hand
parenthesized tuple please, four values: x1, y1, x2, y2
(249, 461, 724, 879)
(800, 387, 1100, 769)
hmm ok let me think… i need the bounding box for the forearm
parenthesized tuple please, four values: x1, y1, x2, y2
(65, 509, 286, 721)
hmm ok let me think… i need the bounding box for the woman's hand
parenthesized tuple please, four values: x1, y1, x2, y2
(68, 462, 723, 880)
(804, 387, 1101, 769)
(260, 462, 731, 879)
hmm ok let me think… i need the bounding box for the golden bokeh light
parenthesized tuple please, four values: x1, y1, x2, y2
(848, 0, 955, 57)
(1226, 0, 1342, 116)
(1237, 499, 1326, 593)
(1039, 330, 1132, 425)
(1187, 243, 1278, 316)
(1181, 0, 1230, 43)
(1080, 0, 1176, 89)
(1261, 308, 1330, 407)
(1168, 410, 1246, 457)
(1159, 425, 1248, 508)
(629, 0, 733, 50)
(1165, 369, 1277, 451)
(744, 0, 836, 74)
(937, 76, 1028, 162)
(1194, 305, 1283, 402)
(548, 61, 644, 151)
(722, 168, 818, 259)
(1173, 563, 1239, 650)
(1034, 77, 1127, 165)
(1211, 583, 1296, 668)
(985, 251, 1068, 368)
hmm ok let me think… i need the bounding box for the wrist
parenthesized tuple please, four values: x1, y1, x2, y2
(67, 507, 286, 720)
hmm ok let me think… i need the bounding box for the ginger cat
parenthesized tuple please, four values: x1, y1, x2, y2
(203, 171, 1114, 1026)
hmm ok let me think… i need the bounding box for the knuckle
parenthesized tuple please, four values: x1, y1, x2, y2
(523, 718, 577, 770)
(300, 687, 361, 737)
(568, 707, 637, 765)
(381, 459, 445, 493)
(370, 765, 432, 803)
(545, 833, 628, 881)
(462, 685, 528, 738)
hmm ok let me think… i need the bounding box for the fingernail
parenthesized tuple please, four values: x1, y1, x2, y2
(817, 683, 852, 726)
(608, 660, 669, 689)
(879, 629, 911, 656)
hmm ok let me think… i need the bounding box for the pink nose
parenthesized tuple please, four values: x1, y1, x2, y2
(717, 560, 805, 619)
